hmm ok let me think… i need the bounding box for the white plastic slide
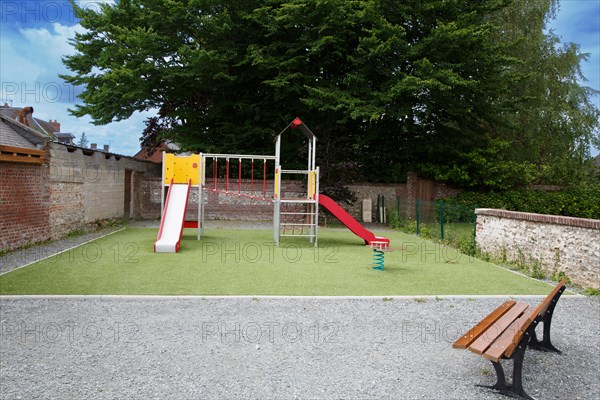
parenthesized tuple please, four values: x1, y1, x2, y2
(154, 182, 191, 253)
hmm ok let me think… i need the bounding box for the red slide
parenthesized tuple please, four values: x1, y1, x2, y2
(319, 194, 390, 248)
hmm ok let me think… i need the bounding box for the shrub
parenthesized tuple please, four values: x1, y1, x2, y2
(443, 185, 600, 219)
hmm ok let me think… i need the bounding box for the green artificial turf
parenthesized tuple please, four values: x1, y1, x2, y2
(0, 227, 557, 295)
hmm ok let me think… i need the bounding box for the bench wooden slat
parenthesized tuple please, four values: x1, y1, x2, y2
(502, 278, 567, 358)
(452, 300, 516, 349)
(452, 279, 567, 399)
(483, 308, 536, 362)
(528, 278, 567, 324)
(468, 302, 529, 355)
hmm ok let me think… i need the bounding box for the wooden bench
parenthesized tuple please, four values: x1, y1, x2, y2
(453, 279, 567, 400)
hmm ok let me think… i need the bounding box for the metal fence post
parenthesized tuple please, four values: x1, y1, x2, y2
(439, 201, 445, 240)
(416, 199, 420, 236)
(473, 205, 478, 239)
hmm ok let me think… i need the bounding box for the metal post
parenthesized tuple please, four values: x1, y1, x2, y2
(439, 201, 444, 240)
(273, 165, 281, 245)
(308, 140, 312, 175)
(416, 199, 420, 236)
(473, 205, 478, 239)
(309, 202, 314, 244)
(160, 151, 166, 219)
(275, 136, 281, 166)
(314, 167, 320, 247)
(273, 200, 280, 245)
(199, 153, 205, 239)
(311, 137, 316, 171)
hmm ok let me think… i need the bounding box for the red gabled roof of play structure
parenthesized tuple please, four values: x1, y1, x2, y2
(276, 117, 317, 140)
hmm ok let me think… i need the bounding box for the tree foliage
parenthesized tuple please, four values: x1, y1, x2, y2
(76, 131, 89, 148)
(487, 0, 600, 187)
(62, 0, 599, 189)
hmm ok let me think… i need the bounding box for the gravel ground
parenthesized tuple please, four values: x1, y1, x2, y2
(0, 296, 598, 400)
(1, 224, 597, 399)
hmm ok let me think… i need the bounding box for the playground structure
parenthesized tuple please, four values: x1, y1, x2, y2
(154, 118, 390, 252)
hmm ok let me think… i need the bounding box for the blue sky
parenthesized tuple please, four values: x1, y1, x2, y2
(1, 0, 599, 156)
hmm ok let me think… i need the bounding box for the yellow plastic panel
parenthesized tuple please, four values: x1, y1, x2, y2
(308, 170, 317, 198)
(274, 166, 280, 198)
(163, 154, 200, 185)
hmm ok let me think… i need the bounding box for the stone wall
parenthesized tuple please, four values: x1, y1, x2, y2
(394, 172, 463, 219)
(343, 174, 462, 221)
(48, 144, 161, 237)
(345, 183, 398, 221)
(0, 161, 50, 251)
(140, 177, 162, 220)
(475, 208, 600, 289)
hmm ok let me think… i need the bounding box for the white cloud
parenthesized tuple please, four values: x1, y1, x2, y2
(18, 22, 83, 82)
(1, 21, 83, 103)
(31, 101, 152, 155)
(0, 34, 41, 85)
(2, 19, 149, 156)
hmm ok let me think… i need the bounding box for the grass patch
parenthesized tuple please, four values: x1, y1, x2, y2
(0, 227, 558, 296)
(583, 288, 600, 298)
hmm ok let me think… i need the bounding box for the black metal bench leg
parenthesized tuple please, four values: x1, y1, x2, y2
(510, 343, 535, 400)
(487, 361, 510, 391)
(529, 325, 560, 353)
(477, 341, 535, 400)
(529, 287, 564, 354)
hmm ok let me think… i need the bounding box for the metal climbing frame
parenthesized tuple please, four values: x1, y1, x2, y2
(181, 117, 320, 247)
(272, 118, 319, 247)
(198, 153, 278, 239)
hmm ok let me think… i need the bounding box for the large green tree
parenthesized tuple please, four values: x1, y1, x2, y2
(488, 0, 600, 186)
(62, 0, 599, 189)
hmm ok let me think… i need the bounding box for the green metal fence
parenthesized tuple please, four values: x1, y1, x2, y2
(389, 197, 477, 245)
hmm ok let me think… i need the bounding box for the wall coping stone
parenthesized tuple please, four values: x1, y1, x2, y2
(475, 208, 600, 230)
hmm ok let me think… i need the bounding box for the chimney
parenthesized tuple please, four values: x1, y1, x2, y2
(90, 143, 97, 150)
(49, 119, 61, 132)
(103, 144, 110, 152)
(16, 106, 34, 126)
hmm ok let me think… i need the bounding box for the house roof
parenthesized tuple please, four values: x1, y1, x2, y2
(133, 141, 180, 163)
(0, 106, 58, 138)
(0, 115, 48, 149)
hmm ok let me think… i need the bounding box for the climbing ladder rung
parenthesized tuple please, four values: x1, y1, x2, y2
(280, 234, 316, 237)
(281, 199, 316, 204)
(280, 223, 314, 226)
(281, 212, 312, 216)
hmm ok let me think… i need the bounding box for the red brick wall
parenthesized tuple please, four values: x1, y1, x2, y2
(194, 179, 306, 221)
(0, 162, 51, 251)
(141, 178, 307, 221)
